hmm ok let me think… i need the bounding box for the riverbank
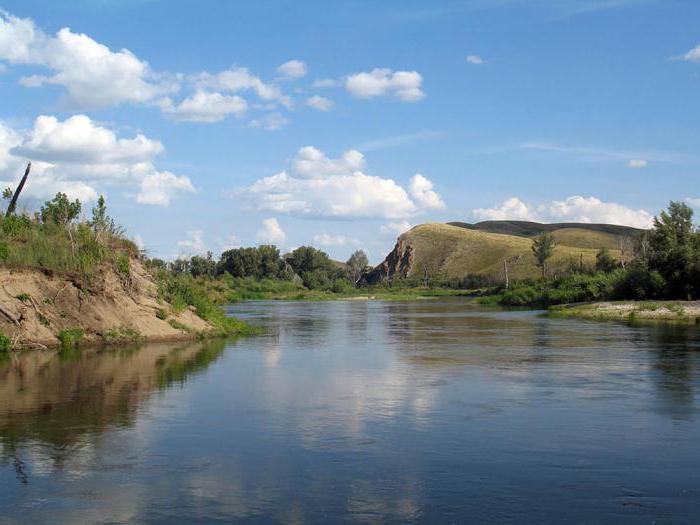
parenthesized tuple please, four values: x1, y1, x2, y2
(549, 301, 700, 324)
(0, 260, 257, 352)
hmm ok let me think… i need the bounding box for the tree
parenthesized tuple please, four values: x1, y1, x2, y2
(40, 193, 81, 226)
(645, 201, 700, 298)
(90, 195, 111, 232)
(531, 231, 555, 278)
(4, 162, 31, 218)
(346, 249, 369, 284)
(190, 251, 217, 277)
(286, 246, 340, 289)
(595, 247, 617, 273)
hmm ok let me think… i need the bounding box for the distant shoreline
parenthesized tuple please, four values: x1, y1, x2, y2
(549, 301, 700, 325)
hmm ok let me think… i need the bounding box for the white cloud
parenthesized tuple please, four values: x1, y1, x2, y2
(380, 221, 413, 236)
(473, 195, 653, 229)
(627, 159, 647, 168)
(473, 197, 536, 221)
(679, 44, 700, 62)
(312, 78, 340, 88)
(159, 90, 248, 122)
(0, 11, 175, 109)
(293, 146, 364, 178)
(409, 173, 445, 210)
(466, 55, 485, 64)
(312, 233, 359, 247)
(306, 95, 334, 111)
(277, 59, 307, 79)
(15, 114, 163, 164)
(136, 170, 195, 206)
(257, 217, 285, 244)
(248, 112, 288, 130)
(177, 230, 205, 255)
(345, 68, 425, 102)
(195, 67, 283, 102)
(242, 146, 443, 220)
(0, 115, 194, 205)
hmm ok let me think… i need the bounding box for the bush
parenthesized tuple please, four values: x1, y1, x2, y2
(612, 262, 666, 300)
(57, 328, 85, 349)
(0, 331, 11, 353)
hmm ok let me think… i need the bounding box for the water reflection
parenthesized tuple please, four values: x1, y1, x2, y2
(0, 300, 699, 523)
(0, 339, 225, 482)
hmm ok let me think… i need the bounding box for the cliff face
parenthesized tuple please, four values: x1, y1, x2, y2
(0, 258, 212, 348)
(358, 235, 414, 285)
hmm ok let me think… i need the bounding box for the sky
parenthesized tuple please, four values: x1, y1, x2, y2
(0, 0, 699, 263)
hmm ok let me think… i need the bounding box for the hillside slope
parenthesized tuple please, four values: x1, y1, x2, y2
(448, 220, 642, 250)
(361, 223, 623, 285)
(0, 258, 212, 348)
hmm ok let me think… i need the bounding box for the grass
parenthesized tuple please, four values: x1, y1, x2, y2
(399, 223, 621, 283)
(101, 326, 143, 344)
(0, 213, 139, 276)
(168, 319, 193, 333)
(549, 301, 700, 325)
(0, 331, 11, 353)
(57, 328, 85, 349)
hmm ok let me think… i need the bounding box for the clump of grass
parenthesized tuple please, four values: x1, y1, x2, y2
(102, 326, 142, 344)
(0, 331, 12, 353)
(667, 303, 686, 317)
(57, 328, 85, 349)
(168, 319, 193, 333)
(15, 292, 30, 302)
(156, 308, 168, 320)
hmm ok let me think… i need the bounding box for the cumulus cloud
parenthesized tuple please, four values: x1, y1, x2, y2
(277, 59, 307, 79)
(0, 115, 194, 205)
(380, 221, 413, 236)
(195, 67, 284, 102)
(312, 233, 359, 247)
(241, 146, 443, 220)
(257, 217, 286, 244)
(0, 11, 175, 109)
(177, 230, 205, 255)
(293, 146, 364, 178)
(679, 44, 700, 62)
(627, 159, 648, 169)
(408, 174, 445, 210)
(159, 90, 248, 122)
(136, 170, 195, 205)
(345, 68, 425, 102)
(466, 55, 485, 64)
(473, 196, 653, 229)
(306, 95, 334, 111)
(248, 112, 288, 130)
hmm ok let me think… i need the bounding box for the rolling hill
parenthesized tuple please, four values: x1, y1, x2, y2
(360, 221, 642, 286)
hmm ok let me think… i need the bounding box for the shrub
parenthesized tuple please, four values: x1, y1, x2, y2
(613, 262, 665, 300)
(0, 331, 11, 353)
(57, 328, 85, 349)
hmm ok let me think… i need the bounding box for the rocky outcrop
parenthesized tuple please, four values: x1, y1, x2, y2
(0, 258, 212, 349)
(358, 235, 414, 285)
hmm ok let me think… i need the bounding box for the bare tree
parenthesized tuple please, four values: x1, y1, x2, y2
(618, 235, 633, 269)
(346, 249, 369, 284)
(5, 162, 31, 218)
(503, 255, 522, 288)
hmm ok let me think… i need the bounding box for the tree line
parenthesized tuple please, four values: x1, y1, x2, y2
(148, 245, 370, 291)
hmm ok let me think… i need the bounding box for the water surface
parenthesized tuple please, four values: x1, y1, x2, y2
(1, 300, 699, 523)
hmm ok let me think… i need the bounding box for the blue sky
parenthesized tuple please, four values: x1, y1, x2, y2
(0, 0, 699, 262)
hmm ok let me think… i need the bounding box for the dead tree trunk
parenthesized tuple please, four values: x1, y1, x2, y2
(5, 162, 31, 217)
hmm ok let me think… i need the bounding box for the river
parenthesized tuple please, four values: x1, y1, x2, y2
(1, 299, 699, 523)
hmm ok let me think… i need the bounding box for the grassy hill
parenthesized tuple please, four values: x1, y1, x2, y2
(362, 222, 627, 285)
(448, 220, 642, 250)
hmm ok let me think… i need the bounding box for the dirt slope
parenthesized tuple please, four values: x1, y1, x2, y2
(0, 258, 211, 348)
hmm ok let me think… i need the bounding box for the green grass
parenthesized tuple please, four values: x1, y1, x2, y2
(168, 319, 193, 333)
(101, 326, 143, 344)
(0, 213, 139, 276)
(398, 223, 621, 283)
(57, 328, 85, 349)
(0, 331, 11, 353)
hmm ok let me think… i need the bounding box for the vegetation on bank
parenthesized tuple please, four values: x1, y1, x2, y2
(479, 202, 700, 312)
(550, 302, 700, 325)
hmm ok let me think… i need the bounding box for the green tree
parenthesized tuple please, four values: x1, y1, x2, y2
(645, 201, 700, 298)
(286, 246, 340, 289)
(90, 195, 111, 232)
(40, 193, 81, 226)
(346, 249, 369, 284)
(595, 247, 617, 273)
(531, 231, 555, 278)
(190, 251, 217, 277)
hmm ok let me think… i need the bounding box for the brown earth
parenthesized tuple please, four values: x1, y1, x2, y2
(0, 258, 212, 349)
